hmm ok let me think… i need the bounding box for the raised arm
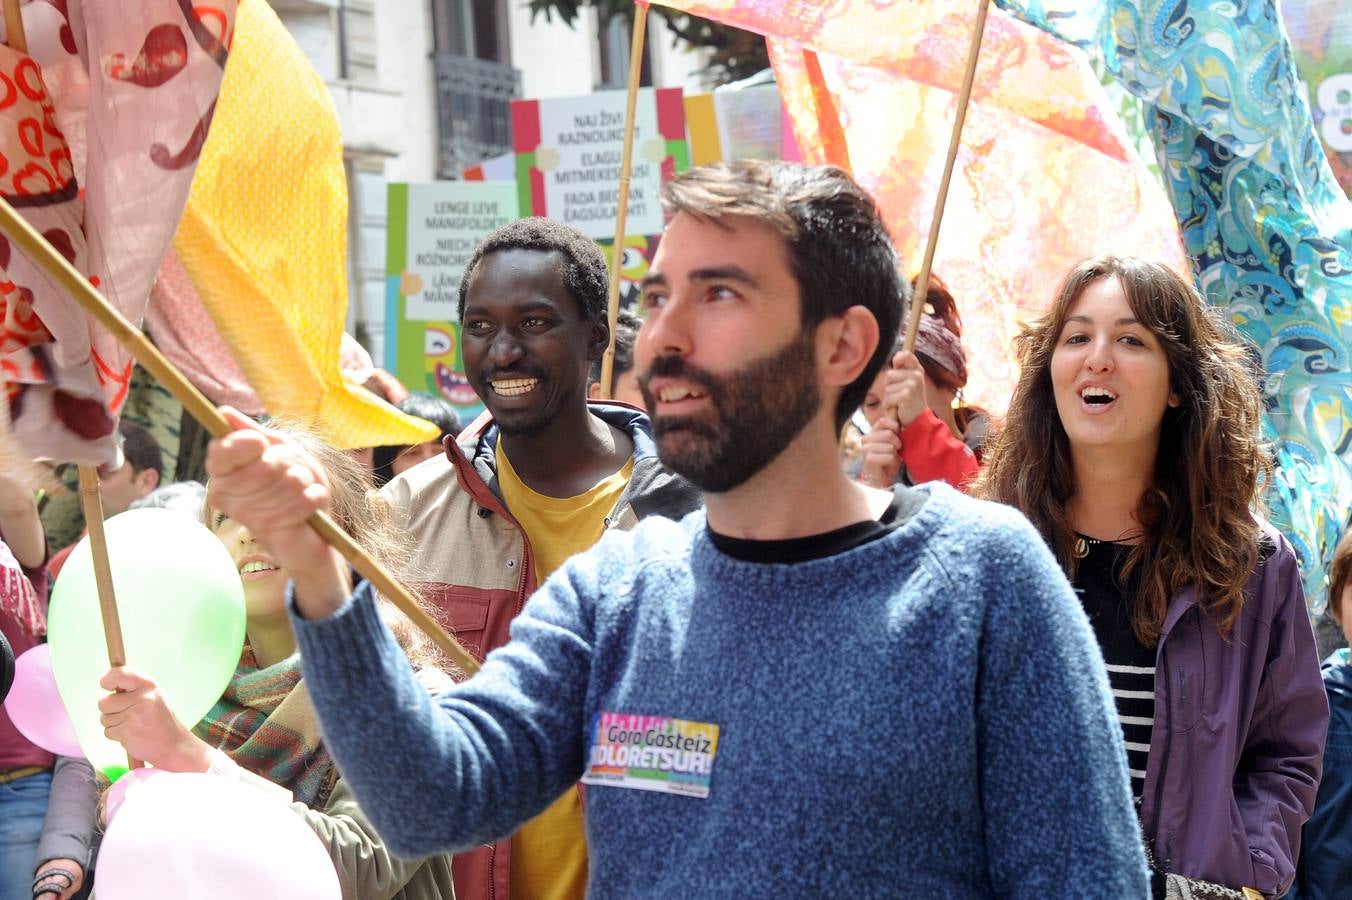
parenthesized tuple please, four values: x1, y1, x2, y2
(288, 566, 597, 859)
(0, 471, 45, 570)
(205, 408, 598, 858)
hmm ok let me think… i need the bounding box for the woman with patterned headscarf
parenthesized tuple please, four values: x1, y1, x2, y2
(857, 275, 991, 490)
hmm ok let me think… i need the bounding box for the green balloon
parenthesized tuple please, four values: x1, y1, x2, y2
(48, 508, 246, 775)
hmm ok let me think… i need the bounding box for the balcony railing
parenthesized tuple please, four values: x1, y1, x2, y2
(434, 54, 522, 179)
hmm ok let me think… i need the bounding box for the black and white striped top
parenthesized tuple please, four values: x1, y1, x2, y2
(1073, 537, 1156, 798)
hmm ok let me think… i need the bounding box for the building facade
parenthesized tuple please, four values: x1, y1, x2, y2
(270, 0, 710, 363)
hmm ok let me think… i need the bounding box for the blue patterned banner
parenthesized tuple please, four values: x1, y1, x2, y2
(995, 0, 1352, 611)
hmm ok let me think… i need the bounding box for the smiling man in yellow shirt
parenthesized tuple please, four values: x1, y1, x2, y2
(378, 219, 700, 900)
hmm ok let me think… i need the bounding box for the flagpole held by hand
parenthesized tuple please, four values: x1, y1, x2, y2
(901, 0, 990, 355)
(75, 465, 142, 770)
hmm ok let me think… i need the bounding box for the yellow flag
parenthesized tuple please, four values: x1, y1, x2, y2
(172, 0, 436, 450)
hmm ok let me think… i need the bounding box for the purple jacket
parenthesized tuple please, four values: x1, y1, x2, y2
(1139, 522, 1327, 897)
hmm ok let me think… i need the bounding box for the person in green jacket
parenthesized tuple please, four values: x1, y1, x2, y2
(95, 423, 455, 900)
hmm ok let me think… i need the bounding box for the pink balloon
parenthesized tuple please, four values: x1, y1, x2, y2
(102, 767, 165, 824)
(3, 644, 83, 757)
(96, 772, 341, 900)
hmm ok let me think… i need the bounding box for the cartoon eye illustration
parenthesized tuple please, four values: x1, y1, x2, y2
(425, 327, 453, 357)
(620, 246, 646, 272)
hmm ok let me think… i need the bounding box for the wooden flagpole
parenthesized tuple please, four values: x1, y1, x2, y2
(0, 198, 482, 677)
(76, 465, 140, 770)
(901, 0, 990, 353)
(2, 0, 26, 55)
(598, 1, 649, 399)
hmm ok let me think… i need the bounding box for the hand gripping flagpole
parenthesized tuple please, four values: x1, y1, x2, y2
(901, 0, 990, 354)
(598, 1, 650, 399)
(76, 465, 142, 770)
(0, 198, 482, 678)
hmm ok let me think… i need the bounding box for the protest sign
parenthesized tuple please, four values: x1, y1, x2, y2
(511, 88, 689, 239)
(385, 181, 520, 417)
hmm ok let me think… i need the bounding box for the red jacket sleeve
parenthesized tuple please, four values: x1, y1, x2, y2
(898, 409, 980, 491)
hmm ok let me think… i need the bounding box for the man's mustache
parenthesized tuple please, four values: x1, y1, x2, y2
(479, 365, 547, 383)
(638, 356, 721, 399)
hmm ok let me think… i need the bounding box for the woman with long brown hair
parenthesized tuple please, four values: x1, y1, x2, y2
(976, 256, 1327, 898)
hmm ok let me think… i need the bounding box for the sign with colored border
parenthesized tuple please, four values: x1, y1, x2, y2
(511, 88, 689, 239)
(385, 181, 520, 419)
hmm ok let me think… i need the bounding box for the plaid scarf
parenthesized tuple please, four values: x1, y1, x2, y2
(193, 647, 337, 808)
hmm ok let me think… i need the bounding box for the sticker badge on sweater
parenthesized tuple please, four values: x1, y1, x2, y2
(581, 711, 720, 798)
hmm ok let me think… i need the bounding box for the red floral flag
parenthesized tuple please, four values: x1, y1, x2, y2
(0, 1, 236, 465)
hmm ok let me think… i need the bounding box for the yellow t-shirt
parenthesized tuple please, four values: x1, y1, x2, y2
(496, 442, 634, 900)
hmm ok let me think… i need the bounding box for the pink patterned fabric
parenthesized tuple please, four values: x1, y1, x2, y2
(765, 27, 1186, 413)
(0, 0, 237, 464)
(146, 247, 264, 415)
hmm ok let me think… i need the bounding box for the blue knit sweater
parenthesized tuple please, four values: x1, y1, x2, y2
(291, 483, 1149, 898)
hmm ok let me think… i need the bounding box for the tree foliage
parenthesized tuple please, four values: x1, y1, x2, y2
(526, 0, 770, 85)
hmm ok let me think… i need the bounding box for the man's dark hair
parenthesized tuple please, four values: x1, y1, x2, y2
(371, 394, 463, 487)
(397, 393, 462, 439)
(660, 161, 905, 431)
(457, 218, 610, 323)
(589, 308, 642, 387)
(119, 420, 163, 479)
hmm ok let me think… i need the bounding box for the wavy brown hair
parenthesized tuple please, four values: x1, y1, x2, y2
(974, 257, 1270, 646)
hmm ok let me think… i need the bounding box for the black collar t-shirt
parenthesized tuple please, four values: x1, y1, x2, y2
(707, 485, 926, 565)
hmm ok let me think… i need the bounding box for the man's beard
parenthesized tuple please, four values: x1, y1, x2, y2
(639, 331, 821, 493)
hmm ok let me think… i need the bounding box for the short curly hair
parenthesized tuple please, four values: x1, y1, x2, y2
(457, 218, 610, 323)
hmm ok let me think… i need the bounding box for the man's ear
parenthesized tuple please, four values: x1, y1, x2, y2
(587, 319, 611, 362)
(134, 467, 160, 496)
(817, 306, 881, 389)
(587, 382, 602, 400)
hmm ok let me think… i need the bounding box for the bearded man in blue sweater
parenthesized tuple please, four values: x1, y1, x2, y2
(205, 161, 1149, 897)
